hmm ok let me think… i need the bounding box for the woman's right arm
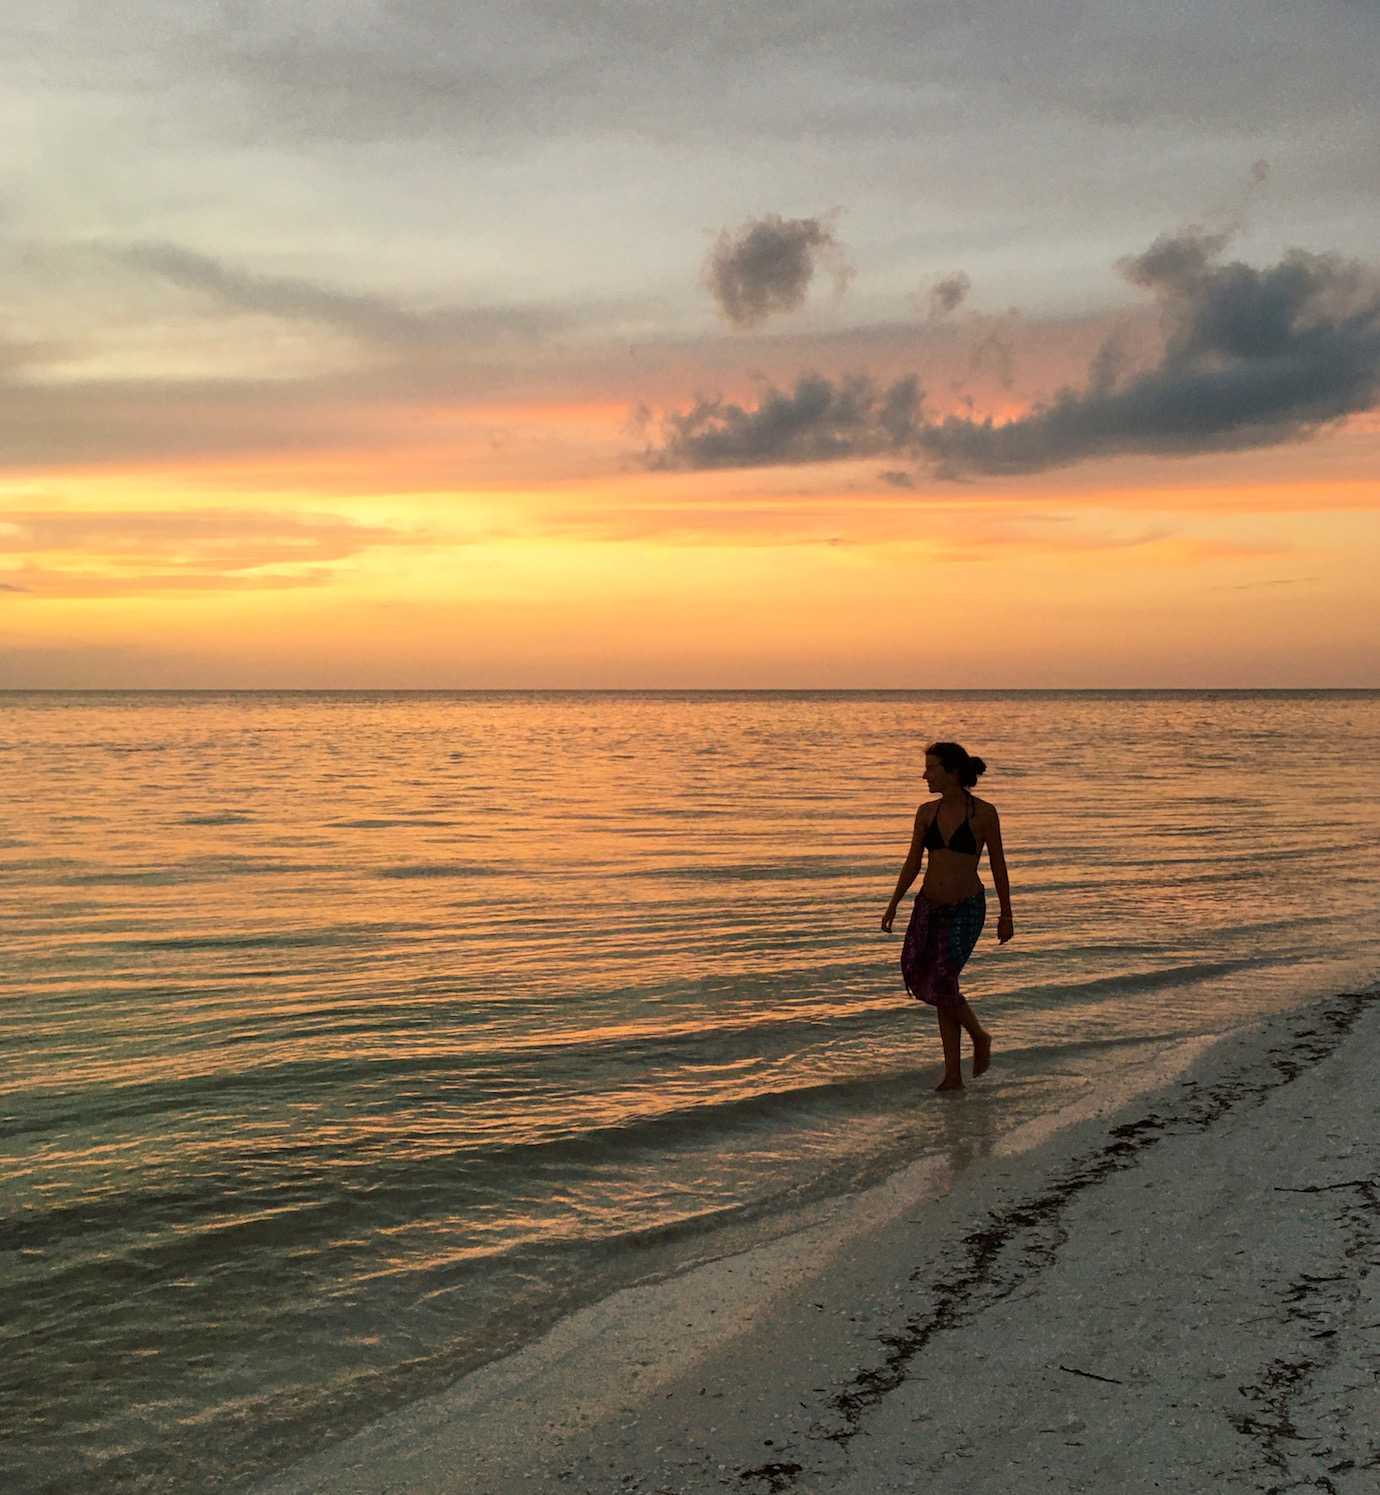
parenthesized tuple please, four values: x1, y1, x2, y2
(882, 806, 927, 927)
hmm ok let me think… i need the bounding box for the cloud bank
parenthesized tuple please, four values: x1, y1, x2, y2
(646, 228, 1380, 477)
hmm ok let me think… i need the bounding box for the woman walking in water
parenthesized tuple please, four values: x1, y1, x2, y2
(881, 742, 1014, 1091)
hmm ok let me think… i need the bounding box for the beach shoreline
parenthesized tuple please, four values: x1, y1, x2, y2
(249, 984, 1380, 1495)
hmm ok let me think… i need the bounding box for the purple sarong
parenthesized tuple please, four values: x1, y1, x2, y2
(901, 887, 986, 1007)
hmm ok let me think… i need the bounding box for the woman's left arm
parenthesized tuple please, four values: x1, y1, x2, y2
(984, 807, 1014, 933)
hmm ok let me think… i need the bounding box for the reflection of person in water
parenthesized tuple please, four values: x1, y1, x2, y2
(881, 741, 1014, 1091)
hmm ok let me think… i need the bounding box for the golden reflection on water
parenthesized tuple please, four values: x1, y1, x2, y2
(3, 691, 1380, 1495)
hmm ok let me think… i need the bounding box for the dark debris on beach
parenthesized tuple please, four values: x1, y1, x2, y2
(733, 989, 1378, 1494)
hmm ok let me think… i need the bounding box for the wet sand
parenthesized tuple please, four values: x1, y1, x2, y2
(251, 987, 1379, 1495)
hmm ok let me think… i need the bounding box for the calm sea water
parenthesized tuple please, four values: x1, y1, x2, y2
(3, 690, 1378, 1493)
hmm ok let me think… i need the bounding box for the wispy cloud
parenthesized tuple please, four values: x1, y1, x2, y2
(1214, 573, 1319, 591)
(921, 519, 1289, 566)
(111, 241, 576, 349)
(540, 502, 857, 547)
(0, 566, 344, 598)
(0, 507, 439, 597)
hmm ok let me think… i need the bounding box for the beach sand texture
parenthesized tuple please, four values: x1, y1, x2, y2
(253, 988, 1379, 1495)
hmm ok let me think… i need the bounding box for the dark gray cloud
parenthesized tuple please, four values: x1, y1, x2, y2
(113, 241, 576, 347)
(1118, 225, 1236, 298)
(920, 231, 1380, 475)
(704, 215, 851, 328)
(643, 230, 1380, 477)
(645, 372, 922, 470)
(926, 272, 971, 319)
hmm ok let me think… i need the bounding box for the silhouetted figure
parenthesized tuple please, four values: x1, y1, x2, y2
(881, 741, 1014, 1090)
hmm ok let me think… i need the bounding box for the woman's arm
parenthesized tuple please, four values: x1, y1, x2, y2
(885, 806, 927, 914)
(980, 807, 1016, 932)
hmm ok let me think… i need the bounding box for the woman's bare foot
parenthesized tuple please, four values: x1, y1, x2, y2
(935, 1075, 964, 1091)
(972, 1032, 992, 1078)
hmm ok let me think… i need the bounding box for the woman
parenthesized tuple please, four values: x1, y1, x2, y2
(880, 741, 1014, 1091)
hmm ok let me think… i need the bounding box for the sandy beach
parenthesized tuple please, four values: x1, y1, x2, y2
(252, 987, 1379, 1495)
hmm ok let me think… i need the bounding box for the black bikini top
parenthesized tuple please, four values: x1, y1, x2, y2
(922, 792, 979, 856)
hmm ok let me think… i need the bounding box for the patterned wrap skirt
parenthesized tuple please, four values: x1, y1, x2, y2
(901, 887, 987, 1008)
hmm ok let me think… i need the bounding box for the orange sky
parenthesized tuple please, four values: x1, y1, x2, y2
(4, 377, 1376, 686)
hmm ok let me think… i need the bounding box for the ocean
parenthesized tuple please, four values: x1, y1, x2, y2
(3, 689, 1378, 1493)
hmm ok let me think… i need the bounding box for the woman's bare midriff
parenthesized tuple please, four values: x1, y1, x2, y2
(920, 849, 984, 907)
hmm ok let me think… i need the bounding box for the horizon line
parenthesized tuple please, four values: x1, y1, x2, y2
(3, 685, 1377, 695)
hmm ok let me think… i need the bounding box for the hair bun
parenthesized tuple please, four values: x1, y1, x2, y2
(924, 739, 986, 789)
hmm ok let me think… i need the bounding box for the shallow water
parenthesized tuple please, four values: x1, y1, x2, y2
(3, 689, 1378, 1492)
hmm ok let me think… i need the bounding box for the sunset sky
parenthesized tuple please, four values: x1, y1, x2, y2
(4, 1, 1378, 687)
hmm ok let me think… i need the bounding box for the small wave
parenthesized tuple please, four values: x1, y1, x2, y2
(375, 863, 503, 879)
(620, 858, 864, 882)
(59, 868, 185, 886)
(1016, 957, 1257, 1006)
(329, 818, 456, 829)
(473, 1067, 927, 1169)
(180, 813, 255, 826)
(119, 928, 362, 954)
(0, 1063, 915, 1258)
(60, 858, 337, 885)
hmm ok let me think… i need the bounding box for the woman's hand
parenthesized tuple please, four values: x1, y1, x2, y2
(996, 910, 1014, 944)
(881, 904, 897, 933)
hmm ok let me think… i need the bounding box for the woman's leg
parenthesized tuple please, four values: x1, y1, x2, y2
(953, 999, 988, 1039)
(935, 1005, 964, 1088)
(940, 895, 990, 1079)
(936, 1003, 991, 1086)
(954, 998, 992, 1076)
